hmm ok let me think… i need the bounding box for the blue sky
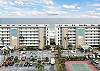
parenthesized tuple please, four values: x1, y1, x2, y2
(0, 0, 100, 18)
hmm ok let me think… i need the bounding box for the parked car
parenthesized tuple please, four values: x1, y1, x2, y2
(29, 61, 33, 66)
(21, 56, 26, 61)
(24, 62, 29, 67)
(50, 58, 55, 65)
(19, 63, 23, 67)
(14, 63, 19, 67)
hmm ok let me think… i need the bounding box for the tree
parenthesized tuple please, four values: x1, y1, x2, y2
(55, 45, 63, 59)
(14, 56, 19, 63)
(44, 45, 51, 50)
(1, 37, 4, 46)
(3, 49, 9, 61)
(36, 60, 44, 71)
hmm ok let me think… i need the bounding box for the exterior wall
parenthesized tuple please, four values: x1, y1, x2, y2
(0, 24, 49, 49)
(0, 26, 10, 47)
(55, 24, 100, 48)
(39, 28, 45, 49)
(10, 36, 17, 48)
(62, 28, 68, 49)
(76, 28, 85, 48)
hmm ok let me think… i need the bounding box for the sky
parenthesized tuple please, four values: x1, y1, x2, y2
(0, 0, 100, 18)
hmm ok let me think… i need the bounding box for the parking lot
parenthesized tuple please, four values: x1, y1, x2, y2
(0, 64, 55, 71)
(0, 50, 55, 71)
(10, 50, 54, 60)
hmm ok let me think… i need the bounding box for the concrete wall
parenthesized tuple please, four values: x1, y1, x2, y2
(10, 36, 18, 49)
(39, 28, 45, 49)
(62, 28, 68, 49)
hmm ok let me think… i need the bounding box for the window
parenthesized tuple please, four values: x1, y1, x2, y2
(12, 25, 15, 26)
(58, 28, 59, 30)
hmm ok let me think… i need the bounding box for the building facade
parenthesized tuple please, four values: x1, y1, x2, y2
(0, 24, 49, 49)
(55, 24, 100, 48)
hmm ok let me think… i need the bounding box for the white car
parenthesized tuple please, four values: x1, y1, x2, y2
(71, 50, 76, 53)
(50, 58, 55, 65)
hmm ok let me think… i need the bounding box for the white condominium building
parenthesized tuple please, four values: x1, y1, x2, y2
(0, 24, 49, 49)
(55, 24, 100, 48)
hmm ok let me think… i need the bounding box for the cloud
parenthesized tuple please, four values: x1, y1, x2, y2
(43, 0, 54, 5)
(31, 11, 48, 16)
(63, 5, 75, 9)
(94, 13, 100, 15)
(46, 10, 68, 15)
(0, 0, 99, 18)
(63, 4, 80, 9)
(80, 14, 99, 18)
(14, 0, 24, 5)
(0, 0, 7, 5)
(46, 11, 60, 15)
(90, 4, 100, 6)
(96, 8, 100, 10)
(8, 11, 25, 16)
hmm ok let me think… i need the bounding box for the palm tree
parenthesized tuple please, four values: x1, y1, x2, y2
(3, 49, 9, 61)
(36, 60, 44, 71)
(1, 37, 4, 46)
(55, 45, 64, 71)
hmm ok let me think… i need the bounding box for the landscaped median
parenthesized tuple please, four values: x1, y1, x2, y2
(55, 58, 65, 71)
(55, 56, 87, 71)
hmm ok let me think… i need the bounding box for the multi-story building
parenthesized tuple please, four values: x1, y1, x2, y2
(0, 24, 49, 49)
(55, 24, 100, 48)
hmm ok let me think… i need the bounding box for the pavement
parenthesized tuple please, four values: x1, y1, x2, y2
(62, 50, 93, 57)
(0, 64, 55, 71)
(0, 50, 55, 71)
(10, 50, 54, 60)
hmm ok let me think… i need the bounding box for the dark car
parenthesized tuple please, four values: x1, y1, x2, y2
(24, 62, 29, 67)
(19, 63, 23, 67)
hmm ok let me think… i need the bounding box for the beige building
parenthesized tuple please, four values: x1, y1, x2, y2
(10, 36, 17, 49)
(55, 24, 100, 48)
(62, 28, 69, 49)
(0, 24, 49, 49)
